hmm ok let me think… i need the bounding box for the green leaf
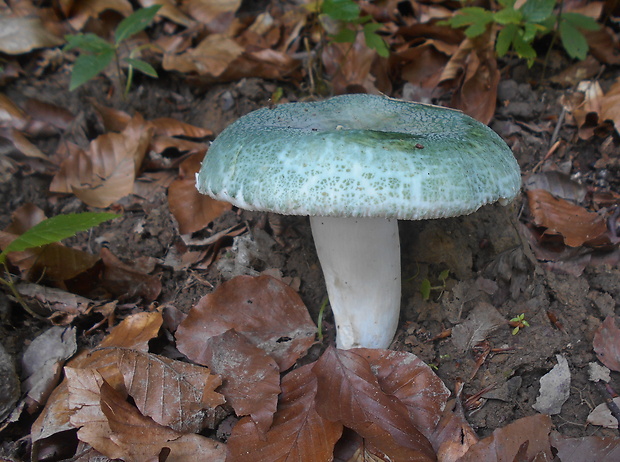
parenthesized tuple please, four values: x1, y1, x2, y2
(438, 269, 450, 282)
(420, 279, 431, 301)
(464, 22, 490, 38)
(0, 212, 119, 265)
(330, 27, 357, 43)
(363, 23, 389, 57)
(520, 0, 555, 23)
(497, 0, 516, 8)
(512, 31, 537, 66)
(64, 33, 114, 53)
(115, 4, 162, 44)
(322, 0, 360, 22)
(69, 50, 115, 90)
(561, 12, 601, 31)
(448, 7, 494, 29)
(123, 57, 158, 77)
(522, 22, 542, 42)
(559, 19, 589, 60)
(496, 23, 518, 56)
(493, 8, 523, 25)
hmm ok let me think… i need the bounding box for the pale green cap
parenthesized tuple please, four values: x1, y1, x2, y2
(196, 94, 521, 219)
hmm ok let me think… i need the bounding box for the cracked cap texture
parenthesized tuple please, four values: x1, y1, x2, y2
(196, 94, 521, 219)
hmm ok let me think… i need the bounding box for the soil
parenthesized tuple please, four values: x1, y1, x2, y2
(1, 55, 620, 459)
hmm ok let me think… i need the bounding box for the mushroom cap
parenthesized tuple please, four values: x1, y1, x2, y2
(196, 94, 521, 220)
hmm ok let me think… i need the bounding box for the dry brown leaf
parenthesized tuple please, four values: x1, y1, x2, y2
(163, 34, 245, 77)
(98, 310, 163, 351)
(168, 151, 232, 235)
(90, 99, 131, 132)
(459, 414, 552, 461)
(593, 316, 620, 372)
(149, 135, 208, 155)
(527, 189, 609, 247)
(185, 0, 242, 32)
(16, 283, 94, 324)
(0, 93, 29, 130)
(551, 431, 620, 460)
(180, 329, 280, 434)
(227, 364, 343, 462)
(67, 0, 134, 31)
(441, 30, 499, 124)
(100, 381, 226, 461)
(585, 27, 620, 65)
(50, 113, 152, 207)
(313, 347, 436, 461)
(69, 347, 224, 433)
(600, 77, 620, 134)
(430, 397, 478, 462)
(175, 275, 316, 371)
(150, 117, 213, 138)
(100, 248, 162, 302)
(24, 98, 75, 131)
(359, 349, 450, 440)
(322, 34, 380, 95)
(0, 16, 64, 54)
(137, 0, 192, 27)
(31, 311, 164, 451)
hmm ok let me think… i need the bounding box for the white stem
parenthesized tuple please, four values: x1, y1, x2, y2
(309, 216, 401, 349)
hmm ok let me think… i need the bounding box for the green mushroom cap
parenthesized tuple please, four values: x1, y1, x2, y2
(196, 94, 521, 220)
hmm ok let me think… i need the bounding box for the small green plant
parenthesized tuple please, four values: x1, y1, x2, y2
(420, 269, 450, 301)
(65, 5, 161, 95)
(442, 0, 600, 66)
(319, 0, 389, 57)
(509, 313, 530, 335)
(0, 212, 118, 318)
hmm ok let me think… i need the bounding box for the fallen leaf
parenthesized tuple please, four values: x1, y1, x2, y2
(227, 364, 343, 461)
(175, 275, 315, 371)
(16, 283, 93, 324)
(137, 0, 193, 27)
(458, 414, 552, 461)
(100, 247, 162, 302)
(178, 329, 281, 435)
(21, 326, 77, 412)
(532, 355, 571, 415)
(168, 151, 232, 235)
(322, 34, 380, 95)
(150, 117, 213, 138)
(163, 34, 245, 77)
(586, 397, 620, 428)
(313, 347, 436, 461)
(430, 398, 478, 462)
(67, 0, 134, 31)
(527, 189, 609, 247)
(50, 113, 153, 207)
(600, 77, 620, 134)
(523, 171, 587, 204)
(98, 310, 163, 351)
(185, 0, 242, 32)
(0, 16, 64, 54)
(593, 316, 620, 372)
(551, 431, 620, 461)
(357, 349, 451, 440)
(451, 303, 506, 353)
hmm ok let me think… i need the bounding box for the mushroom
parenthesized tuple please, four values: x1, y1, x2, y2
(196, 94, 521, 349)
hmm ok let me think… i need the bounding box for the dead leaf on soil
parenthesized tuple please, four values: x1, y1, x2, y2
(586, 396, 620, 428)
(313, 346, 436, 461)
(16, 283, 94, 324)
(551, 431, 620, 461)
(430, 397, 479, 462)
(527, 189, 609, 247)
(137, 0, 192, 27)
(451, 303, 506, 353)
(175, 275, 316, 371)
(358, 348, 451, 440)
(227, 363, 343, 462)
(168, 151, 232, 235)
(65, 0, 134, 31)
(0, 16, 64, 54)
(179, 329, 281, 435)
(21, 326, 77, 412)
(163, 34, 245, 77)
(532, 354, 571, 415)
(98, 310, 162, 351)
(99, 247, 161, 302)
(50, 113, 153, 208)
(458, 414, 553, 461)
(593, 316, 620, 372)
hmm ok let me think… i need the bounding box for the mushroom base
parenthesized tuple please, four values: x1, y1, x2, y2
(309, 216, 401, 349)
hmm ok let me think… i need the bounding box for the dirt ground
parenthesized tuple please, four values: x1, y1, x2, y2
(1, 56, 620, 459)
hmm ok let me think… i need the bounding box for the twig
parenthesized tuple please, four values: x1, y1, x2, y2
(594, 380, 620, 434)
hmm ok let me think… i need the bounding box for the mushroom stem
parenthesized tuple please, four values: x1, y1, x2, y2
(309, 216, 401, 349)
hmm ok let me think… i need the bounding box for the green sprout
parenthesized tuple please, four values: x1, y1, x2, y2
(64, 5, 161, 96)
(420, 269, 450, 301)
(509, 313, 530, 335)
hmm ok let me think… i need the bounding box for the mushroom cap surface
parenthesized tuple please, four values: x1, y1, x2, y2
(196, 94, 521, 219)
